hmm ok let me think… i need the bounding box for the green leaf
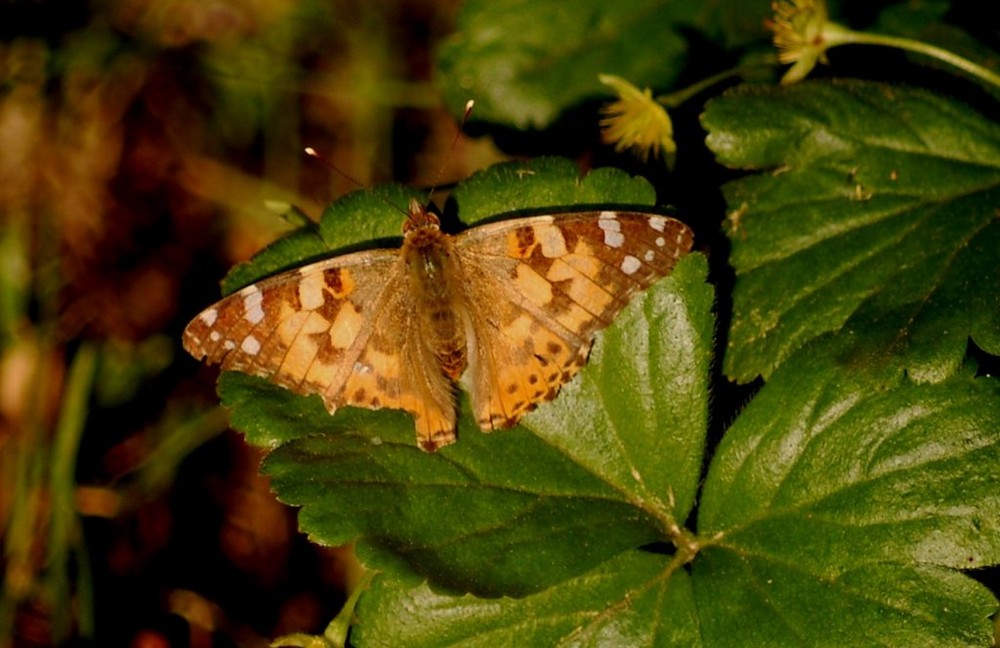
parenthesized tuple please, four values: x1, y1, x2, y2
(699, 0, 771, 49)
(351, 341, 1000, 645)
(263, 410, 664, 598)
(219, 371, 404, 448)
(221, 158, 655, 299)
(352, 551, 701, 647)
(259, 255, 710, 598)
(704, 80, 1000, 383)
(220, 185, 423, 295)
(215, 159, 711, 597)
(451, 157, 658, 224)
(695, 342, 1000, 646)
(873, 3, 1000, 96)
(696, 559, 994, 647)
(434, 0, 775, 128)
(526, 252, 712, 525)
(436, 0, 694, 129)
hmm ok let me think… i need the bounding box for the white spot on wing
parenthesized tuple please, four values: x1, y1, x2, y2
(209, 331, 221, 342)
(649, 216, 667, 232)
(655, 236, 666, 247)
(241, 335, 261, 355)
(243, 290, 264, 324)
(200, 308, 218, 327)
(621, 255, 641, 275)
(223, 340, 236, 351)
(644, 250, 655, 262)
(298, 271, 326, 310)
(538, 225, 568, 258)
(599, 215, 624, 248)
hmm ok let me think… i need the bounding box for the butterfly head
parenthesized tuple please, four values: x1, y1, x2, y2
(403, 198, 442, 236)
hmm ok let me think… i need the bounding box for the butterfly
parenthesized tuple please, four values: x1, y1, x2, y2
(183, 198, 693, 451)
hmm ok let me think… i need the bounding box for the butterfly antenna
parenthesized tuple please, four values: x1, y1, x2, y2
(304, 147, 368, 192)
(304, 146, 410, 219)
(305, 100, 474, 225)
(424, 99, 475, 208)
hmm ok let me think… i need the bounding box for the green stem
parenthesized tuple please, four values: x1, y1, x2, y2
(655, 61, 775, 108)
(322, 569, 374, 647)
(48, 343, 97, 642)
(835, 31, 1000, 89)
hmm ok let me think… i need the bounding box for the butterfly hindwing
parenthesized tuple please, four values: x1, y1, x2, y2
(337, 286, 458, 450)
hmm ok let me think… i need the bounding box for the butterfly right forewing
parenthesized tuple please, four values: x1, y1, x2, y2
(454, 211, 694, 431)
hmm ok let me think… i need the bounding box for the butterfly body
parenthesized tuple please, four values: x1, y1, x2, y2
(400, 208, 469, 382)
(184, 199, 693, 451)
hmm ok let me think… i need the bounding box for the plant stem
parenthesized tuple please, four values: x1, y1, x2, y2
(323, 569, 374, 647)
(837, 31, 1000, 89)
(48, 343, 98, 642)
(655, 62, 773, 108)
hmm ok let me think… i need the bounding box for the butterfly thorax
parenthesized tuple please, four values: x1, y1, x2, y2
(402, 204, 469, 380)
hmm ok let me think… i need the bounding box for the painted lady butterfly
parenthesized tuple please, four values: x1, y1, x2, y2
(183, 198, 693, 451)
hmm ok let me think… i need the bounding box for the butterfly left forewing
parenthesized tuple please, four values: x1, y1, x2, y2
(455, 211, 693, 430)
(184, 244, 461, 451)
(184, 250, 407, 412)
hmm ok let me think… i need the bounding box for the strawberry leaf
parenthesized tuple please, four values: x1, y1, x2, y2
(350, 341, 1000, 646)
(704, 80, 1000, 383)
(694, 340, 1000, 645)
(256, 255, 709, 597)
(215, 161, 711, 595)
(436, 0, 696, 129)
(352, 551, 700, 647)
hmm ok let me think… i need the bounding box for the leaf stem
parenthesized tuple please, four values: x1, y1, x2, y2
(269, 570, 374, 647)
(655, 62, 772, 108)
(835, 31, 1000, 89)
(323, 569, 374, 647)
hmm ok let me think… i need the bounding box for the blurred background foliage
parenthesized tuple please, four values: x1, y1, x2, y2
(0, 0, 506, 645)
